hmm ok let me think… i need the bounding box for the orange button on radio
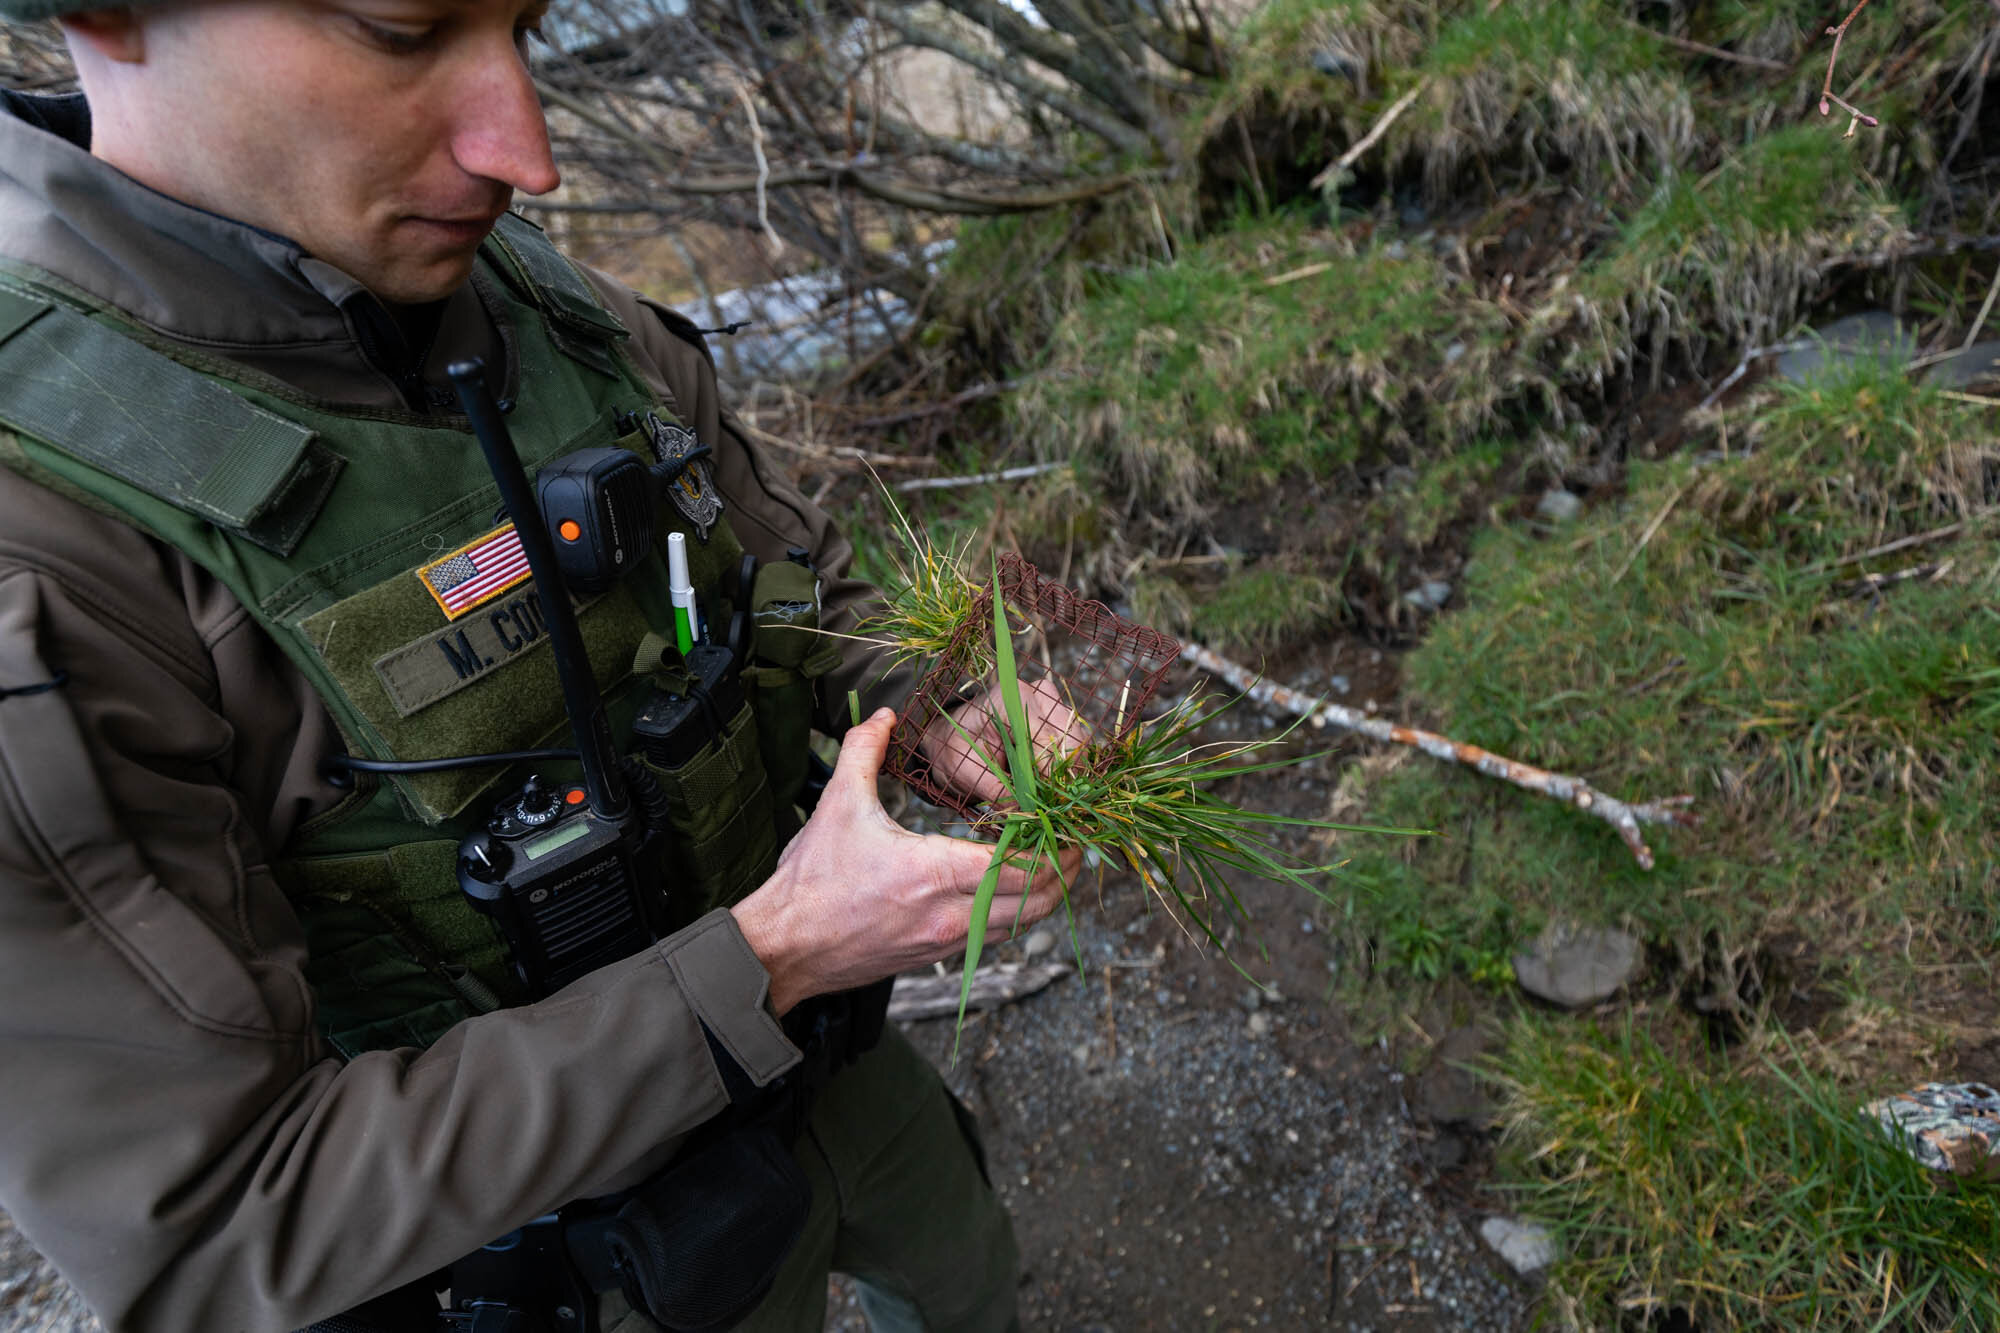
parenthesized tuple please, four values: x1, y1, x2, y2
(559, 519, 583, 542)
(565, 788, 586, 806)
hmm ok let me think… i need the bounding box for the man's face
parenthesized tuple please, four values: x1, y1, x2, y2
(100, 0, 559, 303)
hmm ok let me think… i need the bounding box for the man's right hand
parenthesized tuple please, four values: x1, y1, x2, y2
(731, 708, 1077, 1015)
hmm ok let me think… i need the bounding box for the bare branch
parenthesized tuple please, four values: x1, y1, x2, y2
(1181, 642, 1698, 870)
(870, 4, 1155, 157)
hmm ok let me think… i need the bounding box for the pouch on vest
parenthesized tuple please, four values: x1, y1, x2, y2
(744, 559, 842, 823)
(631, 645, 777, 922)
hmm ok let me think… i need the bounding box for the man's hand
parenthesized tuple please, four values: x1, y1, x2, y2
(732, 708, 1080, 1015)
(918, 676, 1088, 807)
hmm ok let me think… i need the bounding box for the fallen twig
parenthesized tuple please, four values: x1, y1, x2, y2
(1610, 480, 1694, 585)
(895, 460, 1069, 492)
(1835, 559, 1954, 597)
(1818, 0, 1880, 137)
(735, 415, 931, 469)
(1697, 338, 1812, 411)
(1312, 80, 1429, 190)
(851, 380, 1017, 430)
(1963, 263, 2000, 353)
(1181, 642, 1698, 870)
(1622, 18, 1791, 72)
(888, 961, 1070, 1021)
(1800, 519, 1973, 574)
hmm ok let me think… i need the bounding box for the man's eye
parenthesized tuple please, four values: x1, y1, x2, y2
(354, 17, 437, 52)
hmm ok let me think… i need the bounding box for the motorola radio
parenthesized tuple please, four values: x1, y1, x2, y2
(447, 361, 659, 997)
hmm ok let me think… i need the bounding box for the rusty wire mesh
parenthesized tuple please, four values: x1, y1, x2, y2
(887, 552, 1182, 820)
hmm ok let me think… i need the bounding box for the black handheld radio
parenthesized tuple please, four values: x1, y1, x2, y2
(447, 361, 658, 997)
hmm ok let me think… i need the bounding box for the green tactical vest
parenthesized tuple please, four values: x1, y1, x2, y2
(0, 216, 840, 1057)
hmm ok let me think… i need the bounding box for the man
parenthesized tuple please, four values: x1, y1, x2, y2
(0, 2, 1069, 1329)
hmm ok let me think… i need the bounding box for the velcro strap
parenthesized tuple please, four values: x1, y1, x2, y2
(488, 212, 629, 342)
(0, 284, 341, 555)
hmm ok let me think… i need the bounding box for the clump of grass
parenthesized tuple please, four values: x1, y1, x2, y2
(1497, 1018, 2000, 1329)
(940, 576, 1401, 1047)
(853, 487, 984, 671)
(1401, 0, 1698, 204)
(1011, 220, 1518, 531)
(1542, 124, 1910, 387)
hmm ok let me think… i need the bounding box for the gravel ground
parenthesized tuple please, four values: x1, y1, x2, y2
(855, 878, 1534, 1333)
(0, 1214, 98, 1333)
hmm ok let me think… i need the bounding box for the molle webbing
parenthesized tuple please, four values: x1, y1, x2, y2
(0, 283, 342, 555)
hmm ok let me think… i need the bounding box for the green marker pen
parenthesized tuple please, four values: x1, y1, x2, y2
(667, 531, 697, 655)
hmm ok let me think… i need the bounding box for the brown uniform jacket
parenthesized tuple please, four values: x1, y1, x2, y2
(0, 91, 896, 1332)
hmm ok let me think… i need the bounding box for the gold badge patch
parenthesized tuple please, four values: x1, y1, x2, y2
(417, 523, 532, 620)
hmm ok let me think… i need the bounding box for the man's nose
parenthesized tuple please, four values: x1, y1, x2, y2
(451, 40, 562, 196)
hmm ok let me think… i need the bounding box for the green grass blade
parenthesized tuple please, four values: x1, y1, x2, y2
(954, 816, 1024, 1062)
(988, 560, 1039, 814)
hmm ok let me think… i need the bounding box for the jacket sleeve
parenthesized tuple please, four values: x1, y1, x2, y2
(578, 270, 917, 730)
(0, 493, 801, 1332)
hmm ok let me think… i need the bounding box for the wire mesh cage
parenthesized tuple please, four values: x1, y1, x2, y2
(886, 552, 1182, 821)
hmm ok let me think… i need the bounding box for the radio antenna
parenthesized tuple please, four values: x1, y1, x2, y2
(448, 359, 629, 820)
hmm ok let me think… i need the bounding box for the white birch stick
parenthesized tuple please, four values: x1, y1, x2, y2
(1180, 642, 1697, 870)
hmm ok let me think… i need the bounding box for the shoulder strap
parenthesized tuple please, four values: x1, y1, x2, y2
(0, 282, 342, 556)
(484, 214, 629, 377)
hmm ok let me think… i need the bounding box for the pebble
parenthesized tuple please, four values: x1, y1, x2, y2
(1403, 580, 1452, 611)
(1023, 925, 1057, 960)
(1479, 1216, 1556, 1275)
(1776, 311, 1916, 383)
(1512, 923, 1643, 1008)
(1923, 340, 2000, 390)
(1247, 1012, 1274, 1037)
(1534, 488, 1582, 523)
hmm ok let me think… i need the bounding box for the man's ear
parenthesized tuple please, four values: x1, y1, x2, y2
(59, 7, 147, 63)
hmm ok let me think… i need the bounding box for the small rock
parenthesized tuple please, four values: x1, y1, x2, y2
(1328, 673, 1351, 695)
(1247, 1012, 1274, 1038)
(1022, 925, 1057, 960)
(1403, 580, 1452, 612)
(1479, 1216, 1555, 1275)
(1310, 43, 1360, 80)
(1072, 1043, 1093, 1066)
(1512, 924, 1643, 1009)
(1414, 1027, 1497, 1128)
(1443, 340, 1466, 365)
(1776, 311, 1916, 384)
(1922, 340, 2000, 390)
(1534, 488, 1582, 524)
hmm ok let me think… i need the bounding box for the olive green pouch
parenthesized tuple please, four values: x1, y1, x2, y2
(638, 693, 778, 919)
(745, 560, 843, 819)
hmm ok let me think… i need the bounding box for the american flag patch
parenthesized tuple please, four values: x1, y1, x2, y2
(416, 523, 532, 619)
